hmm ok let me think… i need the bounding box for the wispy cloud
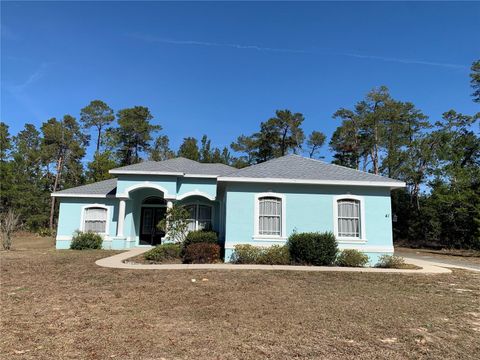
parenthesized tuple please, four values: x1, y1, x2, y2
(344, 53, 468, 70)
(3, 62, 50, 120)
(11, 62, 49, 93)
(129, 33, 468, 71)
(129, 33, 312, 54)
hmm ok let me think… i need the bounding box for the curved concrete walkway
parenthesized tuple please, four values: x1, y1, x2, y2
(95, 248, 453, 274)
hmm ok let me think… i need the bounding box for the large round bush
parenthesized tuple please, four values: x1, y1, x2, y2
(287, 232, 338, 266)
(70, 231, 102, 250)
(144, 243, 181, 262)
(183, 230, 218, 248)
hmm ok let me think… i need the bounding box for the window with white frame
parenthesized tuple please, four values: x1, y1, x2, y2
(83, 207, 107, 234)
(185, 204, 212, 231)
(258, 196, 282, 236)
(337, 199, 361, 238)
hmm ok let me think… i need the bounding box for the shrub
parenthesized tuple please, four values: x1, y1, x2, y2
(231, 244, 261, 264)
(0, 209, 20, 250)
(258, 245, 290, 265)
(287, 232, 338, 266)
(336, 249, 369, 267)
(37, 227, 55, 237)
(184, 230, 218, 248)
(231, 244, 290, 265)
(144, 243, 181, 262)
(158, 205, 190, 243)
(183, 243, 221, 264)
(375, 255, 406, 268)
(70, 231, 102, 250)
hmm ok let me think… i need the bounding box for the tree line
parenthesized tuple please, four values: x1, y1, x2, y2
(1, 60, 479, 249)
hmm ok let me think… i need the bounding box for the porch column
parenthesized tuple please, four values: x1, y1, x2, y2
(117, 198, 127, 237)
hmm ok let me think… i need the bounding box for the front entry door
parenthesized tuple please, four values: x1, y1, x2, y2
(140, 207, 166, 245)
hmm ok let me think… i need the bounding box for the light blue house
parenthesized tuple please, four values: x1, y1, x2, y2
(52, 155, 405, 263)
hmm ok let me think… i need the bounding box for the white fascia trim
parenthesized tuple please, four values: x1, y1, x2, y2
(183, 174, 219, 179)
(253, 192, 287, 239)
(109, 169, 219, 178)
(218, 177, 406, 188)
(109, 170, 184, 176)
(51, 193, 114, 198)
(333, 194, 367, 242)
(176, 190, 216, 201)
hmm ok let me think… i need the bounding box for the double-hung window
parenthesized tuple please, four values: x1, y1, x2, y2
(83, 207, 108, 234)
(254, 193, 285, 239)
(337, 199, 361, 239)
(258, 197, 282, 236)
(185, 204, 212, 231)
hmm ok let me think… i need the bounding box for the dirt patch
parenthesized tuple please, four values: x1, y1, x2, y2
(2, 234, 480, 359)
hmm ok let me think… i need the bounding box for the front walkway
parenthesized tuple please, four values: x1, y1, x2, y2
(95, 248, 456, 274)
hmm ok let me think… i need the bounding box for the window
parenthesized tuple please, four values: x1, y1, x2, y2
(83, 207, 107, 234)
(253, 193, 286, 239)
(185, 204, 212, 231)
(258, 197, 282, 235)
(337, 199, 361, 238)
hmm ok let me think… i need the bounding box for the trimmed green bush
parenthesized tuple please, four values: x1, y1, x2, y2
(231, 244, 261, 264)
(375, 255, 406, 268)
(70, 231, 102, 250)
(144, 243, 181, 262)
(336, 249, 369, 267)
(183, 230, 218, 248)
(287, 232, 338, 266)
(231, 244, 290, 265)
(183, 243, 221, 264)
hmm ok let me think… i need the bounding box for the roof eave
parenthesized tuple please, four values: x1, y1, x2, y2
(217, 176, 406, 188)
(51, 193, 117, 198)
(109, 170, 184, 176)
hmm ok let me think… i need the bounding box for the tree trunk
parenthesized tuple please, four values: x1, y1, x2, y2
(96, 126, 102, 154)
(49, 156, 63, 229)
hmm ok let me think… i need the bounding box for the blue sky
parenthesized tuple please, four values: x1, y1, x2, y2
(2, 1, 479, 162)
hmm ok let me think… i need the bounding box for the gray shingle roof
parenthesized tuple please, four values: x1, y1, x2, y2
(53, 178, 118, 196)
(221, 155, 404, 185)
(110, 157, 236, 176)
(54, 155, 404, 196)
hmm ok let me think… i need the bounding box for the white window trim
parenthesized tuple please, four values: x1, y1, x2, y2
(333, 195, 366, 243)
(184, 203, 214, 231)
(80, 204, 110, 237)
(253, 192, 287, 241)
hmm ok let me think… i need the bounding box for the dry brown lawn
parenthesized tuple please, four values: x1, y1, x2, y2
(1, 235, 480, 360)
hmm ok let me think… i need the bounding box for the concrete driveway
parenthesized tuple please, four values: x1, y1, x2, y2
(396, 249, 480, 273)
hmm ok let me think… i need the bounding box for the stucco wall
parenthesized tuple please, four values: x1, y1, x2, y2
(116, 175, 177, 198)
(224, 182, 394, 262)
(56, 198, 119, 249)
(177, 178, 217, 199)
